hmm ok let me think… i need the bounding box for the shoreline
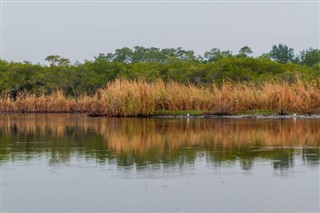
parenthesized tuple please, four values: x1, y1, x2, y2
(153, 113, 320, 119)
(1, 111, 320, 119)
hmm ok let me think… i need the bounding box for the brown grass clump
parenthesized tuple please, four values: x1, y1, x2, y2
(260, 79, 320, 113)
(94, 79, 157, 116)
(1, 78, 320, 116)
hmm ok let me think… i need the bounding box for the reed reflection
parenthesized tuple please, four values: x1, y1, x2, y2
(0, 114, 319, 171)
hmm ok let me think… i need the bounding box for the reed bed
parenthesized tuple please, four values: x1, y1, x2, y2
(1, 79, 320, 116)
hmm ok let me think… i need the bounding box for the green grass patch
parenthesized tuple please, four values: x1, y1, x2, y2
(236, 109, 278, 115)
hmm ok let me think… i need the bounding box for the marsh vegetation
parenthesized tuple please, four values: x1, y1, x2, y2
(1, 45, 320, 116)
(1, 79, 320, 116)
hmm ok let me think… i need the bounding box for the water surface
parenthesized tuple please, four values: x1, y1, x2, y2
(0, 114, 319, 212)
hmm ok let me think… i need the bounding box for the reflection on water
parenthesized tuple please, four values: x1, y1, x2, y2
(0, 114, 319, 171)
(1, 114, 319, 212)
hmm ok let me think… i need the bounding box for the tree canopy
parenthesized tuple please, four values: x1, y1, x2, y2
(1, 44, 319, 97)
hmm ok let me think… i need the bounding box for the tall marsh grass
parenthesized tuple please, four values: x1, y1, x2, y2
(1, 79, 320, 116)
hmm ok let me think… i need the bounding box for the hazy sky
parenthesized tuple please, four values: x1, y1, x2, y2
(1, 0, 319, 63)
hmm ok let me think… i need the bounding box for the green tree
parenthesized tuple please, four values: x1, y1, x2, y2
(45, 55, 71, 67)
(237, 46, 253, 58)
(270, 44, 295, 64)
(204, 48, 233, 62)
(110, 47, 134, 63)
(300, 48, 320, 67)
(132, 46, 147, 63)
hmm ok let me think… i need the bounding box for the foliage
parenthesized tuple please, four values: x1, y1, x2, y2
(300, 48, 320, 67)
(0, 45, 319, 97)
(270, 43, 295, 64)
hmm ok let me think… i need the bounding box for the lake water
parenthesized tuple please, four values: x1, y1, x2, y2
(0, 114, 319, 212)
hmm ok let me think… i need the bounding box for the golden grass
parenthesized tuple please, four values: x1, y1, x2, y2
(1, 79, 320, 116)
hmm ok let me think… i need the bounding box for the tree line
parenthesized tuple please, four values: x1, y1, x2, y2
(0, 44, 320, 97)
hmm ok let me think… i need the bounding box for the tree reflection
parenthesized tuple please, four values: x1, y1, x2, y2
(0, 114, 319, 172)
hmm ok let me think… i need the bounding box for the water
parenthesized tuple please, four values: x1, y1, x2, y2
(0, 114, 319, 212)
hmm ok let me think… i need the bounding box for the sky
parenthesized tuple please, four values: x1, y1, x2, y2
(0, 0, 319, 64)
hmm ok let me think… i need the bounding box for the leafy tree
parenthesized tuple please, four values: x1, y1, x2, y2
(175, 47, 196, 61)
(300, 48, 320, 67)
(108, 47, 133, 63)
(45, 55, 71, 67)
(270, 44, 295, 64)
(204, 48, 233, 63)
(237, 46, 253, 58)
(132, 46, 147, 63)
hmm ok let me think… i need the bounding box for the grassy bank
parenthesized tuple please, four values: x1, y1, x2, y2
(1, 79, 320, 116)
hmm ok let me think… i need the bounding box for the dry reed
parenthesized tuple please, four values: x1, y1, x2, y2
(1, 79, 320, 116)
